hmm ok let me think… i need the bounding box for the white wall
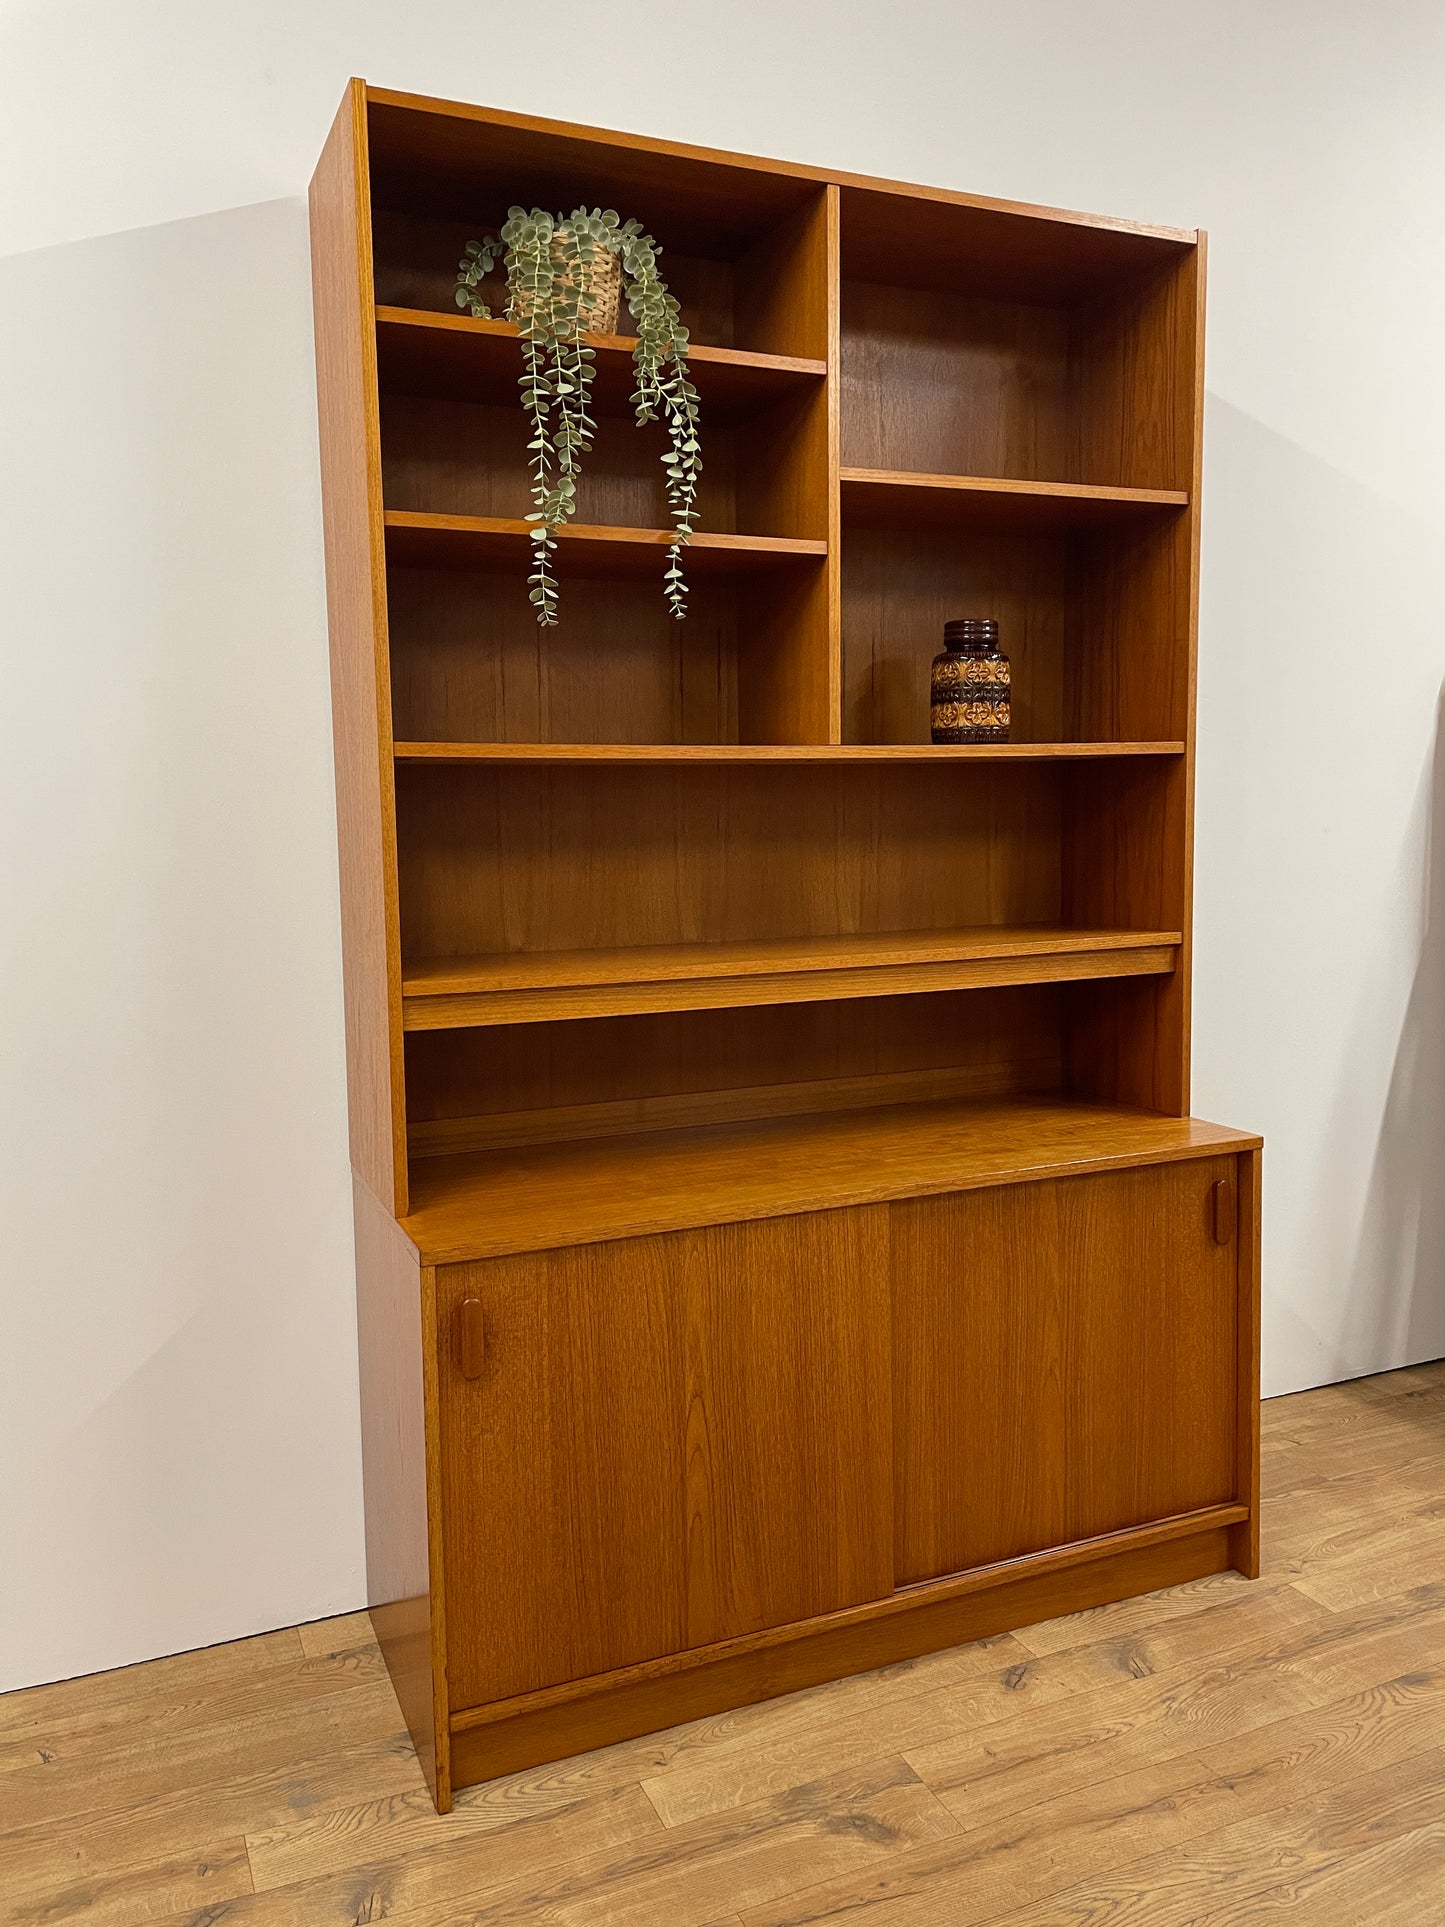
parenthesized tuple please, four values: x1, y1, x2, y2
(4, 0, 1444, 1691)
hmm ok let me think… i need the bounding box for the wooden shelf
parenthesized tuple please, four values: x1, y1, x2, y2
(375, 306, 826, 421)
(400, 925, 1181, 1030)
(394, 741, 1187, 764)
(384, 511, 826, 575)
(841, 468, 1189, 530)
(400, 1094, 1260, 1262)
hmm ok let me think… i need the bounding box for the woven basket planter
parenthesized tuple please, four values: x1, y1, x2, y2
(507, 239, 622, 336)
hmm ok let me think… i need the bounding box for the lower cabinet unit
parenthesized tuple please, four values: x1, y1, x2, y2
(415, 1140, 1260, 1805)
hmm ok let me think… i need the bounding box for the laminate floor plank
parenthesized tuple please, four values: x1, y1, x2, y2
(180, 1783, 661, 1927)
(641, 1579, 1333, 1830)
(343, 1758, 958, 1927)
(735, 1669, 1445, 1926)
(979, 1742, 1445, 1926)
(6, 1362, 1445, 1927)
(296, 1611, 375, 1660)
(2, 1836, 254, 1927)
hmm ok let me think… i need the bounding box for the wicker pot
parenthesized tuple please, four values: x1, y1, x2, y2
(507, 238, 622, 336)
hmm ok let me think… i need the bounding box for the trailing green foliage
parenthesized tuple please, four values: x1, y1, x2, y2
(457, 207, 700, 625)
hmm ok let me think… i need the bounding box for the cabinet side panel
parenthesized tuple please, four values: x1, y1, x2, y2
(353, 1173, 445, 1806)
(1231, 1145, 1263, 1578)
(311, 81, 408, 1213)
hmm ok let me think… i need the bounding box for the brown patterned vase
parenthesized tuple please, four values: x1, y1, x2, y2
(930, 617, 1011, 744)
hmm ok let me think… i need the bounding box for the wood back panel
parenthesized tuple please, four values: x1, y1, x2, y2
(379, 392, 743, 534)
(394, 762, 1063, 961)
(310, 81, 409, 1214)
(405, 984, 1065, 1154)
(841, 279, 1072, 482)
(388, 564, 739, 747)
(841, 523, 1068, 746)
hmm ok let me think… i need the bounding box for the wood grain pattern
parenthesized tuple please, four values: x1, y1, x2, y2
(387, 562, 741, 747)
(734, 188, 838, 745)
(403, 923, 1180, 991)
(393, 762, 1066, 962)
(404, 984, 1065, 1156)
(25, 1363, 1441, 1925)
(383, 511, 826, 572)
(408, 1060, 1054, 1160)
(376, 305, 825, 418)
(310, 80, 408, 1214)
(366, 81, 1195, 264)
(400, 1095, 1260, 1264)
(449, 1526, 1236, 1789)
(393, 740, 1187, 762)
(890, 1159, 1240, 1583)
(841, 467, 1187, 529)
(1232, 1143, 1264, 1578)
(400, 925, 1179, 1029)
(436, 1211, 893, 1705)
(350, 1174, 443, 1806)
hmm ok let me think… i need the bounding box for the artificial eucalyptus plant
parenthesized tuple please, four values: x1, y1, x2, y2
(456, 207, 701, 625)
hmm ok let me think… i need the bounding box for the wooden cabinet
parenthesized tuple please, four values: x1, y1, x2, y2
(891, 1159, 1239, 1585)
(310, 81, 1262, 1809)
(436, 1210, 893, 1708)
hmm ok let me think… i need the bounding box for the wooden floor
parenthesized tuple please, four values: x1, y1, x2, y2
(8, 1363, 1445, 1925)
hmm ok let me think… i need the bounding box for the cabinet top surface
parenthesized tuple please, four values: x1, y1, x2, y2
(400, 1097, 1260, 1266)
(358, 80, 1199, 251)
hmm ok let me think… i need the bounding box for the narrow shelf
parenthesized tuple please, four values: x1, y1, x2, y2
(395, 741, 1186, 764)
(383, 511, 826, 575)
(375, 306, 827, 421)
(400, 1094, 1261, 1263)
(841, 467, 1189, 530)
(400, 924, 1181, 1031)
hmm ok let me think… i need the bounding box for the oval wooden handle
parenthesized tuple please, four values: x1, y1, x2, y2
(1211, 1177, 1237, 1245)
(458, 1297, 486, 1379)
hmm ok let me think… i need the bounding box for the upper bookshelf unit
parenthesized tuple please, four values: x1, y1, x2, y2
(356, 88, 1201, 755)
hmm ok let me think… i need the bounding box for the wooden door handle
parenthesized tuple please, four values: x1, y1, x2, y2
(458, 1298, 486, 1379)
(1211, 1177, 1236, 1245)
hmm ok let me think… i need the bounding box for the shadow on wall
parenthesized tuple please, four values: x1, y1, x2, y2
(0, 194, 363, 1692)
(1194, 398, 1445, 1396)
(1348, 684, 1445, 1375)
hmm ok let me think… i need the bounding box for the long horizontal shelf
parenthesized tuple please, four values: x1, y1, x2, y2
(400, 925, 1181, 1030)
(383, 512, 826, 576)
(399, 1095, 1261, 1263)
(375, 306, 826, 421)
(841, 468, 1189, 530)
(394, 740, 1186, 764)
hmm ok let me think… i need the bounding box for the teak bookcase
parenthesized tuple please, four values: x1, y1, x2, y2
(310, 78, 1262, 1810)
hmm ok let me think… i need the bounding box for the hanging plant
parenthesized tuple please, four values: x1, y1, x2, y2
(456, 207, 702, 626)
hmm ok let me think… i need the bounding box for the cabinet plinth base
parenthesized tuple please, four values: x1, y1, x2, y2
(448, 1508, 1244, 1793)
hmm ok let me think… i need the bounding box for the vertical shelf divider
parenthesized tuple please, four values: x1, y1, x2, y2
(733, 185, 838, 743)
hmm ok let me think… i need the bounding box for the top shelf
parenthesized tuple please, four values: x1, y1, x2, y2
(374, 307, 826, 420)
(841, 469, 1189, 531)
